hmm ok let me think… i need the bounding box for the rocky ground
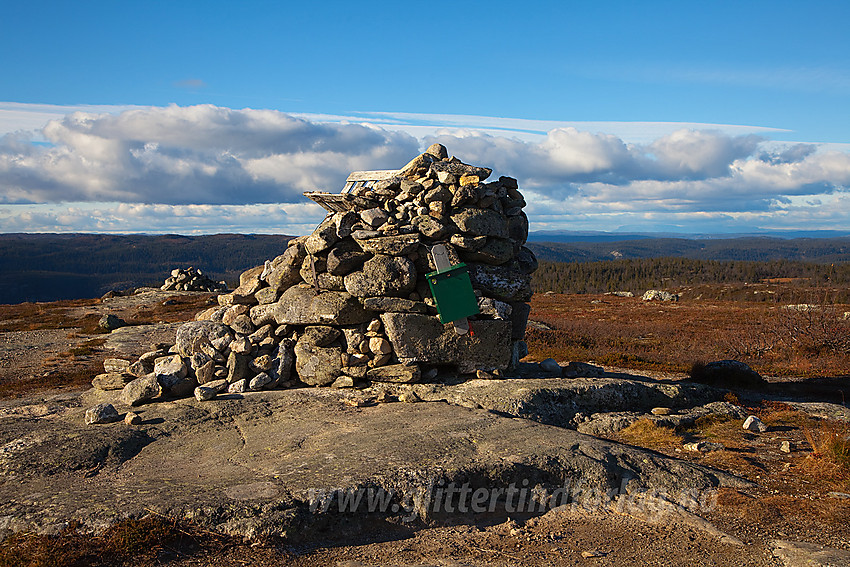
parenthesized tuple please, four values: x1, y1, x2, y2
(1, 291, 849, 566)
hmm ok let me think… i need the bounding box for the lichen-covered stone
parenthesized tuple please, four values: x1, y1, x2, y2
(273, 286, 371, 326)
(122, 374, 161, 406)
(367, 363, 421, 383)
(344, 255, 416, 298)
(468, 263, 533, 303)
(450, 208, 508, 238)
(294, 340, 343, 386)
(92, 372, 135, 391)
(85, 403, 120, 425)
(175, 321, 231, 357)
(380, 313, 512, 373)
(353, 233, 420, 256)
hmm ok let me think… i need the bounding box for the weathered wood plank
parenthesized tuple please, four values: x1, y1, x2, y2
(346, 170, 398, 182)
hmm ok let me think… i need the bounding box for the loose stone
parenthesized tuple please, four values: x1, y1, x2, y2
(85, 403, 120, 425)
(743, 415, 768, 433)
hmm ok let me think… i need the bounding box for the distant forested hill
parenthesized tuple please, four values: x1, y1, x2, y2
(2, 233, 850, 304)
(0, 233, 292, 304)
(526, 237, 850, 264)
(531, 257, 850, 296)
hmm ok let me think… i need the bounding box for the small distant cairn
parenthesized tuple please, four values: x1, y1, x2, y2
(161, 267, 227, 292)
(112, 145, 539, 406)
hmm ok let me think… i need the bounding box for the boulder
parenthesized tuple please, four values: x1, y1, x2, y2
(92, 372, 135, 391)
(460, 237, 514, 265)
(361, 297, 428, 313)
(344, 255, 417, 298)
(305, 213, 340, 255)
(122, 374, 161, 406)
(273, 286, 371, 326)
(226, 352, 250, 384)
(642, 290, 679, 302)
(175, 321, 231, 357)
(301, 326, 341, 347)
(413, 215, 451, 239)
(270, 339, 295, 386)
(99, 314, 126, 331)
(689, 360, 766, 389)
(507, 211, 529, 244)
(380, 313, 512, 373)
(468, 263, 533, 303)
(431, 159, 492, 181)
(84, 403, 120, 425)
(743, 415, 768, 433)
(249, 372, 273, 391)
(103, 358, 131, 374)
(266, 242, 307, 291)
(450, 208, 508, 239)
(153, 354, 187, 384)
(327, 241, 370, 276)
(194, 386, 217, 402)
(294, 340, 343, 386)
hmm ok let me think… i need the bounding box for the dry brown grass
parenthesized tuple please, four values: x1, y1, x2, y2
(123, 293, 217, 326)
(617, 419, 684, 449)
(526, 291, 850, 378)
(715, 488, 850, 528)
(0, 299, 103, 333)
(0, 336, 109, 399)
(800, 421, 850, 489)
(0, 515, 236, 567)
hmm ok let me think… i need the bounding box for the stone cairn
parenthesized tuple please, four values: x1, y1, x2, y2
(114, 144, 538, 406)
(161, 267, 227, 292)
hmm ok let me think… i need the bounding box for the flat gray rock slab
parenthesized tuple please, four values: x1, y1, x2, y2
(104, 322, 184, 355)
(788, 402, 850, 422)
(405, 376, 722, 428)
(772, 539, 850, 566)
(0, 386, 749, 540)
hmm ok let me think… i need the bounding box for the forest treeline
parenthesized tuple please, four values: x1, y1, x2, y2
(531, 257, 850, 295)
(526, 236, 850, 264)
(2, 233, 850, 304)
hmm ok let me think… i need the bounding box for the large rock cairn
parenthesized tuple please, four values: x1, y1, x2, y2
(118, 145, 537, 405)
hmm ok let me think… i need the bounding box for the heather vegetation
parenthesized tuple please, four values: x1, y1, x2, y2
(526, 291, 850, 378)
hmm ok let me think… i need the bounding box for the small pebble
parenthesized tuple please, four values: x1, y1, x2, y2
(124, 412, 142, 425)
(194, 386, 217, 402)
(743, 415, 768, 433)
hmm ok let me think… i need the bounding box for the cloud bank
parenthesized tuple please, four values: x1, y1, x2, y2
(1, 104, 849, 234)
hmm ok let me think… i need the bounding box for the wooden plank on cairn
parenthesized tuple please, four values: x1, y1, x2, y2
(304, 169, 400, 212)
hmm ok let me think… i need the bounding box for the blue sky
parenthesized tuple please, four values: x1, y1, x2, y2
(1, 0, 849, 235)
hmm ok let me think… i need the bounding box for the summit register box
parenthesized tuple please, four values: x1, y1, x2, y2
(425, 263, 480, 324)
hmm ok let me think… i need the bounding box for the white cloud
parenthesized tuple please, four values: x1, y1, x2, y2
(0, 202, 327, 235)
(0, 103, 848, 233)
(0, 104, 419, 205)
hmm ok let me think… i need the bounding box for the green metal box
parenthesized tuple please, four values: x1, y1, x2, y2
(425, 262, 480, 324)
